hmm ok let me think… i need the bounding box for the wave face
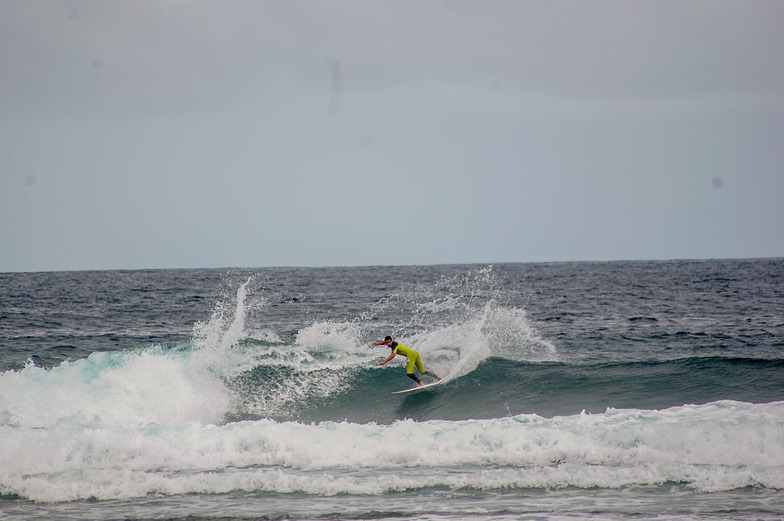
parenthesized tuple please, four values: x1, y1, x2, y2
(1, 260, 783, 519)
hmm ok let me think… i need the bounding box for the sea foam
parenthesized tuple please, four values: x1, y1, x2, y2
(0, 347, 230, 429)
(1, 400, 782, 502)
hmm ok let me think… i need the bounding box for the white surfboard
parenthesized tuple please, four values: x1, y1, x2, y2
(391, 378, 449, 395)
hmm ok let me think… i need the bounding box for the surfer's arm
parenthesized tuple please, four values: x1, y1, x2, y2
(378, 353, 396, 366)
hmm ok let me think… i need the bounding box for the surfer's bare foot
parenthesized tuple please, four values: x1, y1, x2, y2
(418, 382, 425, 387)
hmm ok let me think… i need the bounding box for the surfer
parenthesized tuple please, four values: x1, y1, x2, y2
(372, 336, 442, 387)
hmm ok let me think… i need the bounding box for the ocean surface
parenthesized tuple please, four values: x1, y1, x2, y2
(1, 259, 783, 520)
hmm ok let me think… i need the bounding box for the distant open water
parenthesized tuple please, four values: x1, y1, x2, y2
(1, 260, 783, 520)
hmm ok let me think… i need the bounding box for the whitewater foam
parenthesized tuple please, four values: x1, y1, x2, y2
(0, 347, 230, 429)
(2, 400, 782, 502)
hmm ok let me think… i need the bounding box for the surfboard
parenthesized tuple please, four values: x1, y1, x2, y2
(391, 379, 446, 395)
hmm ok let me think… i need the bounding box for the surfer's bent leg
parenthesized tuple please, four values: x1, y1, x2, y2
(407, 372, 422, 384)
(413, 355, 425, 374)
(415, 356, 440, 380)
(406, 355, 417, 375)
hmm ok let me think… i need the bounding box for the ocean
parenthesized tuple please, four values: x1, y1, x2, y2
(1, 259, 783, 520)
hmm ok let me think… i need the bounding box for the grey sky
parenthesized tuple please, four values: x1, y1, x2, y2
(2, 0, 783, 272)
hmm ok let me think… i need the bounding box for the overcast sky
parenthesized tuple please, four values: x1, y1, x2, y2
(1, 0, 783, 272)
